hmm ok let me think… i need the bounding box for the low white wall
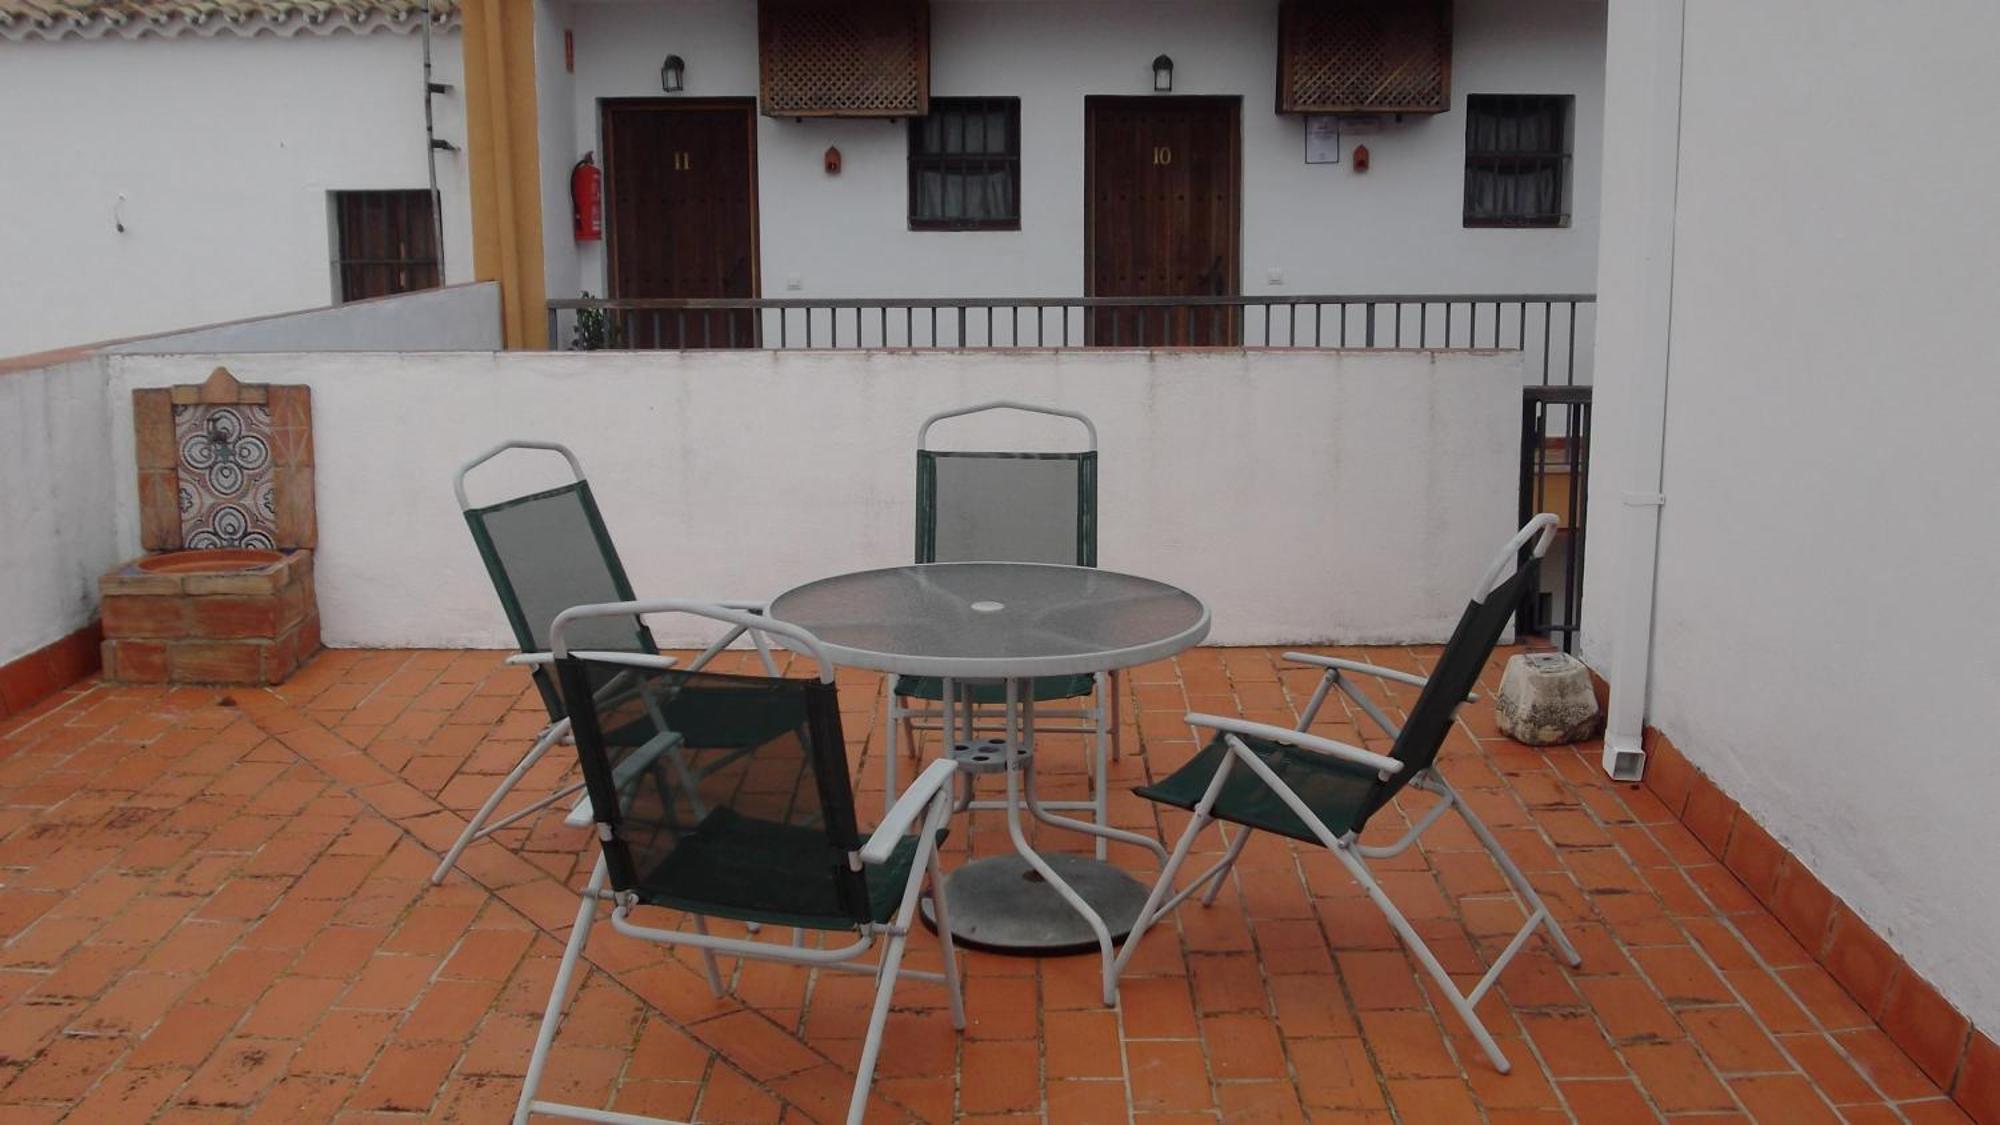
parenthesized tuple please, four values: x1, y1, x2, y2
(0, 31, 473, 359)
(1586, 0, 2000, 1030)
(0, 360, 120, 666)
(105, 283, 503, 355)
(107, 348, 1522, 650)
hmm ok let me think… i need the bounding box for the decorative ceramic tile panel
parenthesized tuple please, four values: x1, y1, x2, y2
(174, 404, 278, 549)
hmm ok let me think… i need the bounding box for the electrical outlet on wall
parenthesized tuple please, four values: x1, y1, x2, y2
(785, 275, 802, 291)
(1266, 268, 1284, 286)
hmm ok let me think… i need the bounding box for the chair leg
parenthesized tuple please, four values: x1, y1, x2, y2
(1110, 808, 1215, 988)
(689, 915, 726, 996)
(926, 842, 967, 1030)
(433, 718, 569, 885)
(1197, 825, 1253, 907)
(1109, 669, 1123, 760)
(883, 689, 900, 808)
(847, 929, 907, 1125)
(514, 858, 603, 1125)
(1091, 672, 1110, 861)
(1442, 778, 1582, 967)
(1331, 842, 1515, 1073)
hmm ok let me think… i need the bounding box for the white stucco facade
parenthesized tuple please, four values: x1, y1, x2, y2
(536, 0, 1606, 306)
(0, 28, 474, 358)
(1585, 0, 2000, 1032)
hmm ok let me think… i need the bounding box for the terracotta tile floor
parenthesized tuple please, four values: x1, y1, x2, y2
(0, 645, 1969, 1122)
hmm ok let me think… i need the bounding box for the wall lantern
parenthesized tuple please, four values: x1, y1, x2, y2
(661, 54, 686, 94)
(1151, 54, 1174, 92)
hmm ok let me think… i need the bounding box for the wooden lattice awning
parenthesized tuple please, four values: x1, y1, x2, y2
(1276, 0, 1453, 115)
(758, 0, 929, 118)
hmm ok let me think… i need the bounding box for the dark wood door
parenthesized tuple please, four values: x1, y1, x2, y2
(1085, 97, 1241, 346)
(602, 99, 759, 348)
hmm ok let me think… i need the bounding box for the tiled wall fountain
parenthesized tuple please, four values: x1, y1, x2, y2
(99, 367, 320, 684)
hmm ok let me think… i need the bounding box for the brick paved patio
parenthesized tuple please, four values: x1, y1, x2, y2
(0, 645, 1970, 1122)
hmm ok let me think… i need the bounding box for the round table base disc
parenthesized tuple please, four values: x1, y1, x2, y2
(921, 854, 1149, 955)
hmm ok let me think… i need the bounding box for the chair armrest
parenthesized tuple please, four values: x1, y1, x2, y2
(860, 759, 957, 866)
(715, 600, 768, 612)
(505, 650, 682, 671)
(1281, 652, 1477, 703)
(1184, 712, 1404, 776)
(565, 651, 680, 671)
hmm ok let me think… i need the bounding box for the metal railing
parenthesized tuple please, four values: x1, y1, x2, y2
(1517, 385, 1592, 652)
(547, 293, 1595, 385)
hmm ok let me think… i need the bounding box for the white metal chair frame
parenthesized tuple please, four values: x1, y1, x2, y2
(516, 602, 966, 1125)
(1110, 516, 1581, 1073)
(431, 441, 775, 886)
(885, 401, 1123, 856)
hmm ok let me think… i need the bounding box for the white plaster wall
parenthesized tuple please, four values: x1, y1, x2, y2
(548, 0, 1604, 307)
(105, 282, 503, 354)
(0, 360, 119, 666)
(0, 31, 474, 359)
(1585, 0, 2000, 1029)
(106, 348, 1521, 651)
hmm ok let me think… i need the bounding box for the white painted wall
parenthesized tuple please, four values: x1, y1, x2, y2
(1585, 0, 2000, 1030)
(106, 348, 1521, 650)
(0, 361, 119, 666)
(542, 0, 1604, 312)
(105, 282, 503, 354)
(0, 30, 474, 359)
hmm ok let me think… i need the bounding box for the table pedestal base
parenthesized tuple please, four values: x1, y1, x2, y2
(922, 854, 1149, 955)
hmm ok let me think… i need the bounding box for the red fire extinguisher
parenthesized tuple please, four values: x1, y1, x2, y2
(571, 153, 602, 242)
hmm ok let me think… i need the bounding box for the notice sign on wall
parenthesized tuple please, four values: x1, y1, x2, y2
(1305, 116, 1340, 164)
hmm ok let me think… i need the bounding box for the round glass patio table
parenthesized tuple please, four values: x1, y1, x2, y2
(770, 562, 1209, 1003)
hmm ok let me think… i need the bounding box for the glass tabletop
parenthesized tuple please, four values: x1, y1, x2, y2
(768, 562, 1209, 678)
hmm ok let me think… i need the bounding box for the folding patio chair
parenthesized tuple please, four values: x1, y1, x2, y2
(516, 602, 965, 1125)
(1110, 514, 1581, 1073)
(431, 440, 772, 885)
(886, 400, 1121, 847)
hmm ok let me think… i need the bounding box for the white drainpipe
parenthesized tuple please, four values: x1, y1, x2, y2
(1598, 0, 1686, 782)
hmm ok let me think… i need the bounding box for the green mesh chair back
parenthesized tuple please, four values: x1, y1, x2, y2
(1139, 534, 1544, 839)
(915, 450, 1097, 566)
(464, 476, 656, 719)
(556, 658, 886, 931)
(1358, 552, 1542, 822)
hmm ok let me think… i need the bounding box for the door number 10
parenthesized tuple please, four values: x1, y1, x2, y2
(1151, 146, 1174, 166)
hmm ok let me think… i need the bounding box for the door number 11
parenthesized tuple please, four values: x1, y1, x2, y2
(673, 151, 692, 172)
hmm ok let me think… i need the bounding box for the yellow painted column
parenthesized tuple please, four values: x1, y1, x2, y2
(461, 0, 547, 349)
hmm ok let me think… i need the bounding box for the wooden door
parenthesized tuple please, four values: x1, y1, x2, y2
(602, 99, 759, 348)
(1085, 97, 1241, 346)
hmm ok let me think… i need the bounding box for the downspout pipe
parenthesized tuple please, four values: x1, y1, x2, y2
(1599, 0, 1686, 781)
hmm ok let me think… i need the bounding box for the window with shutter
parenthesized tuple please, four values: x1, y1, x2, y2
(908, 98, 1021, 231)
(331, 190, 441, 302)
(1463, 95, 1572, 229)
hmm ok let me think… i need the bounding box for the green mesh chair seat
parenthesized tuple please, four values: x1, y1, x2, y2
(892, 672, 1097, 705)
(635, 808, 931, 930)
(1135, 734, 1380, 842)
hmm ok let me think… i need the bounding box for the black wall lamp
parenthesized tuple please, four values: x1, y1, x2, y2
(1152, 54, 1174, 92)
(661, 54, 685, 93)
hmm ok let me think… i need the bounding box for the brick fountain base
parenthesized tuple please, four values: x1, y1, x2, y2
(100, 548, 320, 685)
